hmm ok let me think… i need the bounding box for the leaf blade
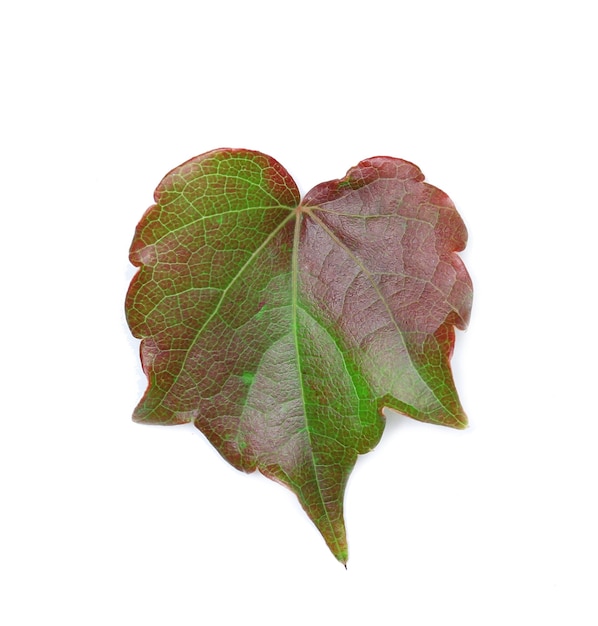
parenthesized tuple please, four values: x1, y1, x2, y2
(125, 149, 472, 564)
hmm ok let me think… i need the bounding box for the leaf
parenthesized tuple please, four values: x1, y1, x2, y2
(125, 148, 472, 564)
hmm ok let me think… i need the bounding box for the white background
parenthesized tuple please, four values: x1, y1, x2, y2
(2, 1, 597, 624)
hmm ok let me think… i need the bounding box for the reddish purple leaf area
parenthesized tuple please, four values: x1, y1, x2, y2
(125, 149, 473, 564)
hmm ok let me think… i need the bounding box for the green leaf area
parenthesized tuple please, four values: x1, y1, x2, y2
(125, 149, 472, 564)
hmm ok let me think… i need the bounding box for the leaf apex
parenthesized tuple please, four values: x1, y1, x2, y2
(335, 550, 349, 567)
(451, 415, 469, 430)
(447, 406, 469, 429)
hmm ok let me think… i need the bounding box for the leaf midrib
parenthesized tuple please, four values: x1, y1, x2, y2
(291, 208, 343, 559)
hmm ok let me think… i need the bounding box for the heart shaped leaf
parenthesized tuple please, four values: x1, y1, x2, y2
(126, 149, 472, 564)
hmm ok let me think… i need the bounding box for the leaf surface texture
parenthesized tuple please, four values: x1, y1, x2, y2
(126, 148, 473, 563)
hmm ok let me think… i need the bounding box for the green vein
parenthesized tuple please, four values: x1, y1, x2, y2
(150, 204, 294, 248)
